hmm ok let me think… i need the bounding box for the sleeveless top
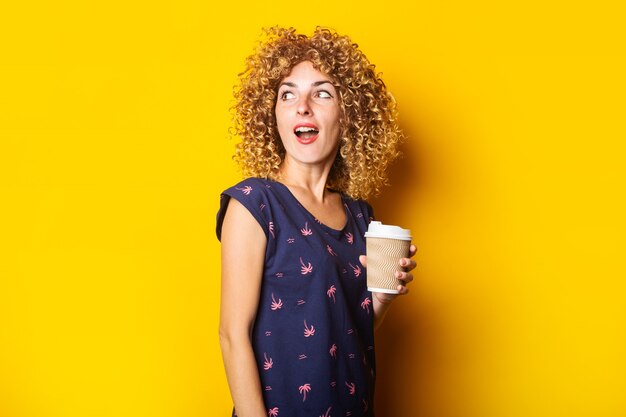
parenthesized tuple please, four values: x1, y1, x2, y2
(216, 177, 376, 417)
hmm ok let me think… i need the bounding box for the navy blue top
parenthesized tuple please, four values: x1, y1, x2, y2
(217, 177, 376, 417)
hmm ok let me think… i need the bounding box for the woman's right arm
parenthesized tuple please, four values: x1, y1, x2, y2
(219, 198, 267, 417)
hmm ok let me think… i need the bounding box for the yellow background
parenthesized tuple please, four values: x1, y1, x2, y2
(1, 1, 625, 416)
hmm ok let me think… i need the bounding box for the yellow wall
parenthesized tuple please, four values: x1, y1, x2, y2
(1, 1, 625, 416)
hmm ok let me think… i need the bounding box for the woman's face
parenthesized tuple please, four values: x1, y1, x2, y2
(275, 61, 341, 169)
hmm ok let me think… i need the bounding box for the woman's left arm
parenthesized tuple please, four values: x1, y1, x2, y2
(359, 244, 418, 330)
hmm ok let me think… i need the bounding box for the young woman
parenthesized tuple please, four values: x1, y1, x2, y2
(216, 26, 417, 417)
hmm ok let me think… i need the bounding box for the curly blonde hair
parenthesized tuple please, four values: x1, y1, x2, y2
(231, 26, 405, 200)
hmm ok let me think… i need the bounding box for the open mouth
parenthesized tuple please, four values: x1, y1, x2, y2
(294, 125, 319, 140)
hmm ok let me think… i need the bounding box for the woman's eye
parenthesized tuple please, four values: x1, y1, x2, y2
(280, 91, 295, 100)
(316, 90, 332, 99)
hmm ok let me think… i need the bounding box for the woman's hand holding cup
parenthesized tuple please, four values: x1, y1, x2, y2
(359, 244, 417, 304)
(360, 221, 417, 304)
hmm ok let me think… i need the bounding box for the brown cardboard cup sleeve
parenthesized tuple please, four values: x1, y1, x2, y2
(364, 221, 412, 294)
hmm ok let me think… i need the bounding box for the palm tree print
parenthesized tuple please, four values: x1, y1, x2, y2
(300, 222, 313, 236)
(345, 381, 356, 395)
(263, 353, 273, 370)
(349, 263, 362, 277)
(345, 232, 354, 244)
(268, 221, 275, 238)
(326, 244, 337, 256)
(319, 406, 331, 417)
(329, 343, 337, 358)
(360, 297, 371, 314)
(298, 383, 311, 401)
(303, 320, 315, 337)
(327, 285, 336, 303)
(300, 257, 313, 275)
(270, 293, 283, 310)
(235, 185, 252, 195)
(268, 407, 279, 417)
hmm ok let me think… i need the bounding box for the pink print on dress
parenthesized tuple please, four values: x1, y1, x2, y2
(298, 383, 311, 401)
(268, 407, 279, 417)
(327, 285, 336, 303)
(235, 186, 252, 195)
(360, 297, 371, 314)
(270, 293, 283, 310)
(319, 407, 332, 417)
(348, 353, 355, 359)
(303, 320, 315, 337)
(265, 386, 272, 391)
(357, 212, 363, 218)
(268, 221, 275, 238)
(345, 232, 354, 244)
(260, 203, 266, 211)
(326, 244, 337, 256)
(330, 381, 337, 388)
(300, 257, 313, 275)
(265, 331, 272, 336)
(300, 222, 313, 236)
(345, 381, 356, 395)
(286, 237, 295, 244)
(296, 299, 306, 306)
(349, 263, 362, 277)
(275, 272, 284, 278)
(263, 353, 273, 370)
(298, 354, 307, 360)
(329, 343, 337, 358)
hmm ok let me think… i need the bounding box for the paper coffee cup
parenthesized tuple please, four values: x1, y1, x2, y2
(365, 221, 412, 294)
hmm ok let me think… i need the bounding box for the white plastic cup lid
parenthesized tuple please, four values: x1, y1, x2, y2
(364, 221, 411, 240)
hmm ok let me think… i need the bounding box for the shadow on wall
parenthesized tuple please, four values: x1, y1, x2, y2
(370, 127, 449, 417)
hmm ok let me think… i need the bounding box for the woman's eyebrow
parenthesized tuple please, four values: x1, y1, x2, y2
(312, 80, 333, 87)
(279, 80, 333, 88)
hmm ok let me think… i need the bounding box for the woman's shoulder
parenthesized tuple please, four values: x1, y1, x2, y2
(223, 177, 273, 193)
(220, 177, 282, 214)
(217, 177, 276, 241)
(221, 177, 284, 203)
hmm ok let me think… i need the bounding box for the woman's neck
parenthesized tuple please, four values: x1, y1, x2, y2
(277, 158, 335, 203)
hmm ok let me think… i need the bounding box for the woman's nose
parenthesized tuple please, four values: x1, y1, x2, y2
(296, 97, 312, 116)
